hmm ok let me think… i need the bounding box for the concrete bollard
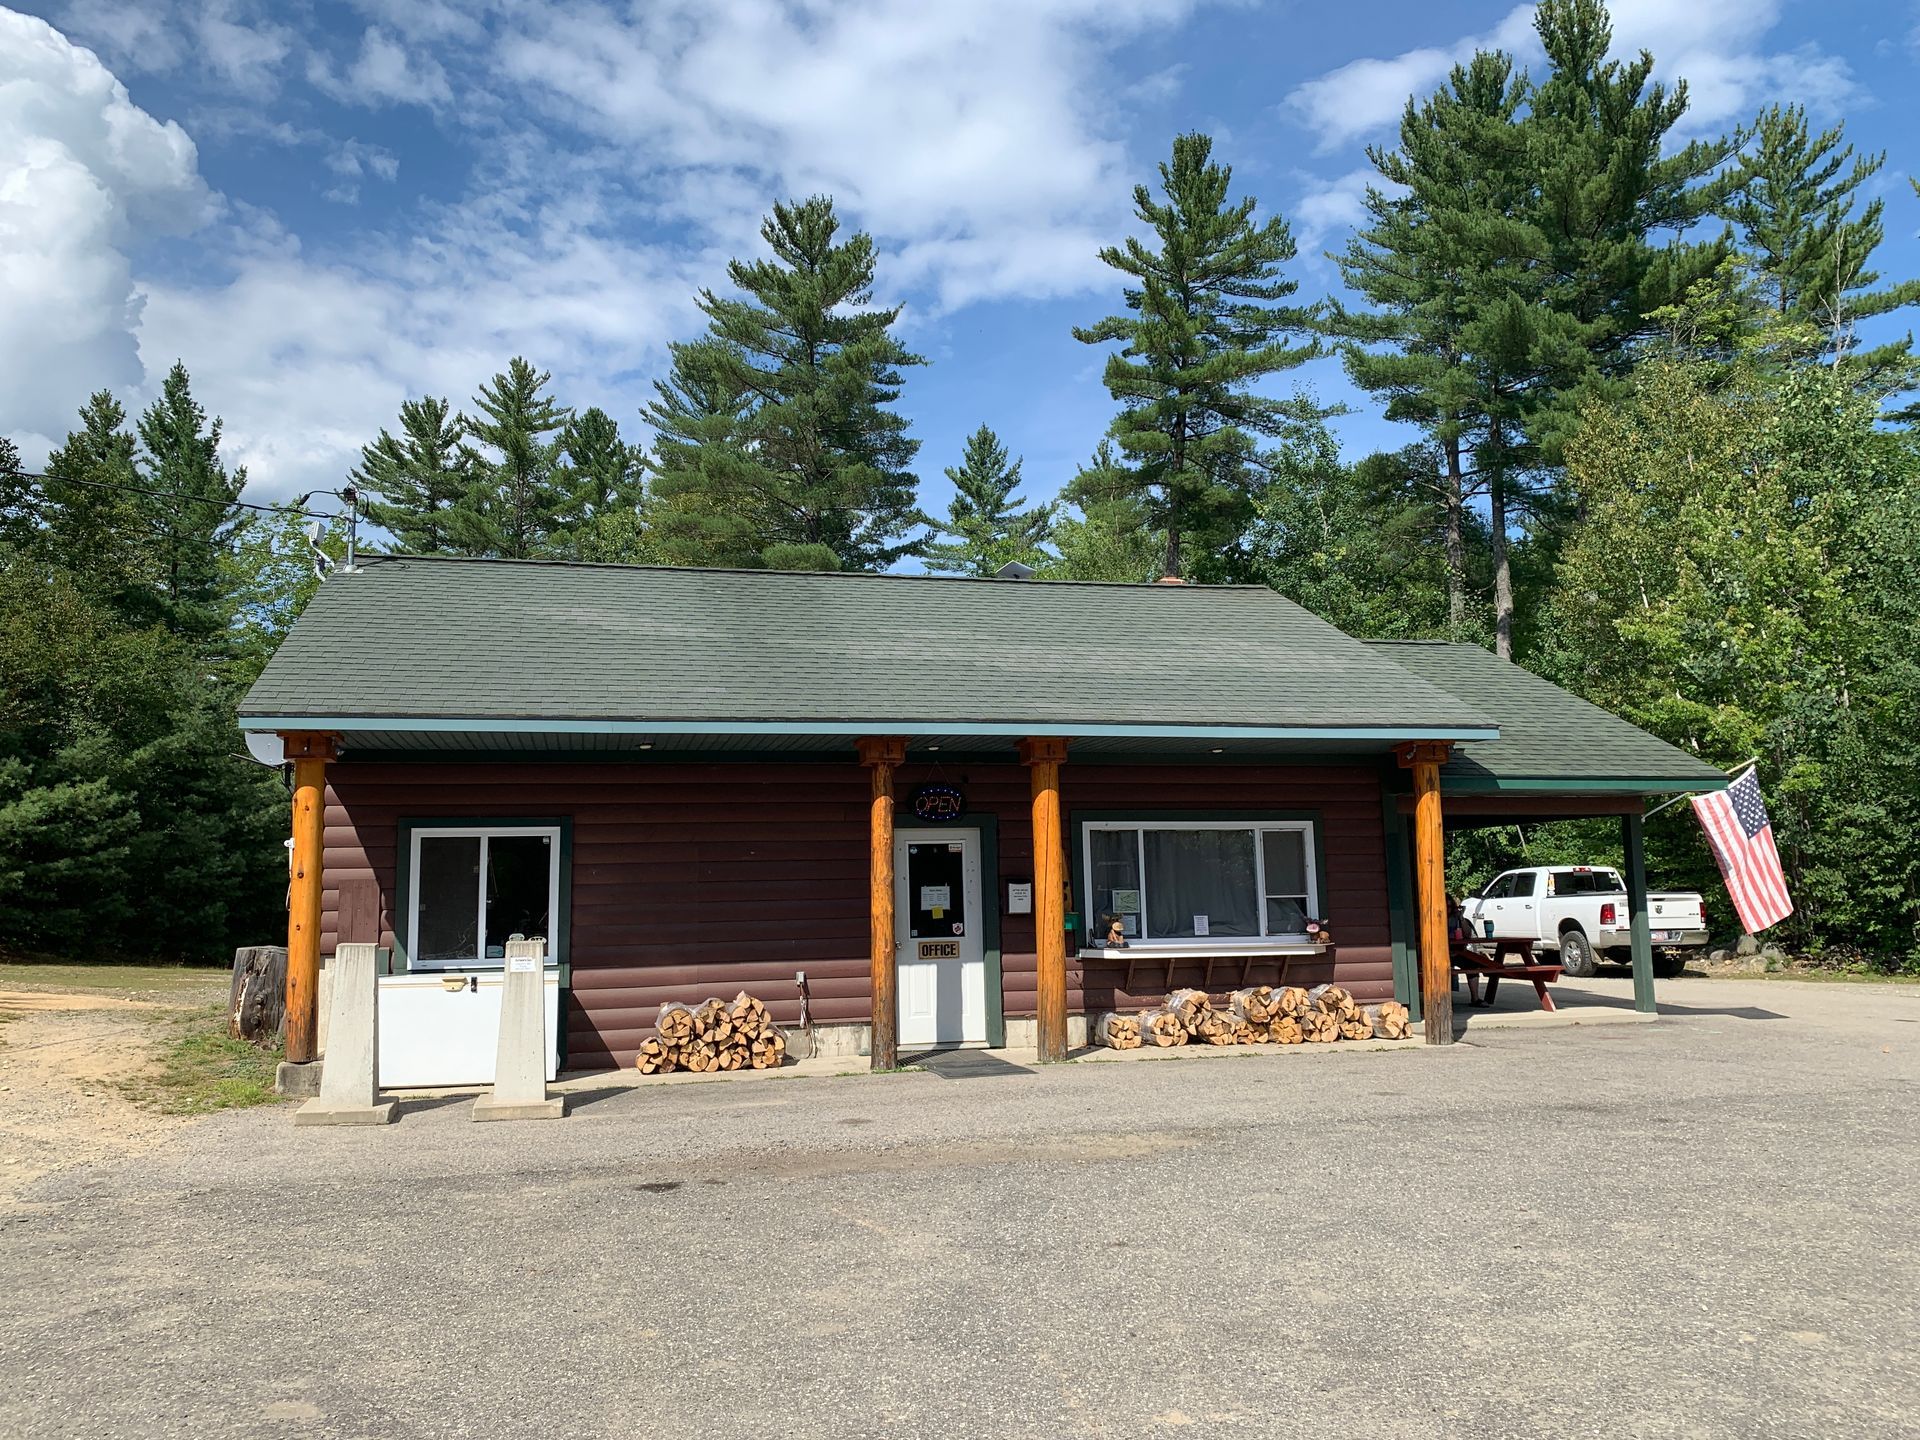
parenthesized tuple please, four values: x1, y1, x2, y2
(293, 943, 396, 1126)
(473, 939, 566, 1122)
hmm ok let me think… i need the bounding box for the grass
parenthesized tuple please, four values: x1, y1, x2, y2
(122, 1004, 285, 1115)
(0, 961, 230, 1001)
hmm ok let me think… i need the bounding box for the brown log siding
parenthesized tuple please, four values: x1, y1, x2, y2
(321, 758, 1393, 1070)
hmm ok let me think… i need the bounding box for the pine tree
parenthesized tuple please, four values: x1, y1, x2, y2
(1330, 1, 1733, 657)
(1726, 105, 1920, 378)
(136, 363, 247, 641)
(1045, 442, 1163, 583)
(32, 394, 152, 619)
(644, 196, 925, 571)
(920, 426, 1054, 576)
(1075, 132, 1316, 580)
(553, 406, 646, 562)
(351, 396, 474, 554)
(457, 357, 570, 560)
(1332, 52, 1529, 630)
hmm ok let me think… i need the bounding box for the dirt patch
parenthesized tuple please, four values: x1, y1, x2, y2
(0, 990, 196, 1206)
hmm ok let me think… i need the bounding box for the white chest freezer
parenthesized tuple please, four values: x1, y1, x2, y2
(375, 970, 561, 1088)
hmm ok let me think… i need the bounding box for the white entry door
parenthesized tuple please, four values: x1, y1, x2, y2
(894, 828, 987, 1048)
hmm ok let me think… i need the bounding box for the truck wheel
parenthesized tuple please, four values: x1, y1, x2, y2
(1652, 951, 1685, 979)
(1558, 929, 1598, 978)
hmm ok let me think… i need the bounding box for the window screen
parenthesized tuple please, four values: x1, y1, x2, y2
(416, 836, 481, 964)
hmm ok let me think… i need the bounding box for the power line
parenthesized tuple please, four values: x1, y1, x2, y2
(12, 470, 340, 521)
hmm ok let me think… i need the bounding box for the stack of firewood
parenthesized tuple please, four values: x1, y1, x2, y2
(1093, 984, 1418, 1053)
(634, 991, 788, 1074)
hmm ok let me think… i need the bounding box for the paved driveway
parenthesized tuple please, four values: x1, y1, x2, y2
(3, 977, 1916, 1439)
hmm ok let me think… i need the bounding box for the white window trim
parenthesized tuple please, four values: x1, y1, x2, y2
(405, 824, 561, 972)
(1081, 819, 1319, 947)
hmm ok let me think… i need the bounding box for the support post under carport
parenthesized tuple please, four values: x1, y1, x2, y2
(1622, 813, 1656, 1014)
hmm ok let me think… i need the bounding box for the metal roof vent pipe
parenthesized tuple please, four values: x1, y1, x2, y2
(994, 561, 1035, 580)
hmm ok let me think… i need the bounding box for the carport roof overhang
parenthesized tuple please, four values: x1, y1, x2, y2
(1364, 640, 1730, 808)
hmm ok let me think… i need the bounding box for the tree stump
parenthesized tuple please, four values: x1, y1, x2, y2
(228, 946, 288, 1046)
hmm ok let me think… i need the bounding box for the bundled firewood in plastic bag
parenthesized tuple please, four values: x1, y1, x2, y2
(692, 997, 735, 1044)
(1229, 985, 1279, 1025)
(1339, 1008, 1376, 1040)
(1375, 1001, 1412, 1039)
(1276, 986, 1313, 1019)
(1094, 1011, 1143, 1050)
(1269, 1015, 1304, 1045)
(1137, 1008, 1187, 1047)
(1300, 1010, 1340, 1043)
(1166, 988, 1212, 1033)
(749, 1024, 789, 1069)
(634, 1037, 679, 1074)
(1193, 1008, 1236, 1046)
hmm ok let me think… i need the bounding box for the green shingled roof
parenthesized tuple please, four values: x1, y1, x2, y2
(240, 556, 1496, 744)
(1364, 640, 1728, 792)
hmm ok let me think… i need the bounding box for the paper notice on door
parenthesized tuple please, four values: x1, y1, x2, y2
(1192, 914, 1210, 936)
(508, 955, 538, 973)
(1007, 882, 1032, 915)
(920, 885, 951, 911)
(1111, 888, 1141, 914)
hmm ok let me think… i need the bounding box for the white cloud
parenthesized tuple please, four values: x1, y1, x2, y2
(1284, 0, 1855, 155)
(52, 0, 291, 97)
(308, 26, 453, 109)
(1293, 167, 1386, 261)
(494, 0, 1204, 310)
(0, 8, 212, 462)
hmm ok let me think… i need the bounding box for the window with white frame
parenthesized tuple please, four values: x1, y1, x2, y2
(1083, 820, 1318, 943)
(405, 825, 560, 969)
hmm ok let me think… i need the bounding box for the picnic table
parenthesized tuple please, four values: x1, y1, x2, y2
(1450, 938, 1562, 1012)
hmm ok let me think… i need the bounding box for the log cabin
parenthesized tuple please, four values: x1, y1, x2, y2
(239, 556, 1726, 1081)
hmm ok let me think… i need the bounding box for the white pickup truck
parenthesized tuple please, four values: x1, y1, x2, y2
(1460, 865, 1709, 978)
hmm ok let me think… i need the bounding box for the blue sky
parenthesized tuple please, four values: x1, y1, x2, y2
(4, 0, 1918, 534)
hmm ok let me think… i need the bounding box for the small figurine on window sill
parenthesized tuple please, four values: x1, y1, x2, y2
(1305, 918, 1334, 947)
(1100, 915, 1129, 950)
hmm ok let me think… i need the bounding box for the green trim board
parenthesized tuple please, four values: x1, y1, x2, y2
(1379, 779, 1418, 1016)
(967, 813, 1006, 1048)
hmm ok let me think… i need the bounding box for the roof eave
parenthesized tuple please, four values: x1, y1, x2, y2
(236, 714, 1500, 744)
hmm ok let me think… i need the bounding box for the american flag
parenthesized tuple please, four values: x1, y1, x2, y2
(1691, 768, 1793, 934)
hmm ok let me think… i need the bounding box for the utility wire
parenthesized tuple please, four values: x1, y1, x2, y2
(12, 470, 339, 520)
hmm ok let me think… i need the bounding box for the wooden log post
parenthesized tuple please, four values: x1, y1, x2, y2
(1396, 740, 1454, 1045)
(857, 737, 908, 1071)
(281, 732, 337, 1065)
(1019, 737, 1070, 1062)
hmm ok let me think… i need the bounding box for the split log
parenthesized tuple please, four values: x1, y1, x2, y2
(656, 1002, 696, 1045)
(1300, 1010, 1340, 1044)
(1270, 1015, 1304, 1045)
(750, 1028, 789, 1069)
(1094, 1012, 1143, 1050)
(1277, 986, 1312, 1019)
(634, 1038, 676, 1075)
(681, 1040, 718, 1073)
(1313, 985, 1358, 1018)
(1229, 986, 1278, 1025)
(693, 998, 735, 1044)
(227, 945, 288, 1046)
(1138, 1008, 1186, 1047)
(1245, 1018, 1272, 1044)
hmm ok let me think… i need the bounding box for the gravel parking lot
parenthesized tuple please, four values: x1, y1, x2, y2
(3, 976, 1916, 1440)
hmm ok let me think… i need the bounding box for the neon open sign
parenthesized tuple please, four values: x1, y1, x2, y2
(912, 784, 965, 822)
